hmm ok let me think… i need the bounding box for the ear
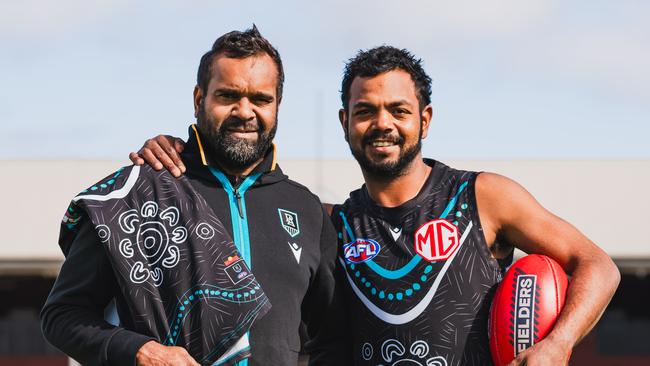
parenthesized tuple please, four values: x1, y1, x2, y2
(193, 86, 202, 118)
(420, 104, 433, 139)
(338, 108, 349, 142)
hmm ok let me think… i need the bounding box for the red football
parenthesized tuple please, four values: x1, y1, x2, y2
(489, 254, 569, 366)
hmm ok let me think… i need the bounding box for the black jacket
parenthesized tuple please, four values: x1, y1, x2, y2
(41, 125, 351, 365)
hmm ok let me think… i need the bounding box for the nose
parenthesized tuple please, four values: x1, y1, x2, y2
(231, 97, 255, 121)
(373, 109, 394, 131)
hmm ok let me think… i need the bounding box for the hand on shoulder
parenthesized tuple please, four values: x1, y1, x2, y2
(129, 135, 186, 177)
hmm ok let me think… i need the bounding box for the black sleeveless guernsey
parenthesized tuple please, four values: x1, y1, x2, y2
(332, 159, 511, 366)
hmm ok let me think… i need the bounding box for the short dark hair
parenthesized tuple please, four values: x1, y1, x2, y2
(341, 46, 432, 110)
(197, 25, 284, 100)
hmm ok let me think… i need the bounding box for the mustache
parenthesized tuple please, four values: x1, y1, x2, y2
(362, 131, 404, 145)
(219, 117, 262, 133)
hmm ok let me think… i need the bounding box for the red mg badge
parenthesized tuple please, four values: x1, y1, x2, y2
(414, 219, 459, 261)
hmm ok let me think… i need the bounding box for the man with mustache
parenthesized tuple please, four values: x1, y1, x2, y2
(132, 46, 619, 365)
(42, 26, 349, 366)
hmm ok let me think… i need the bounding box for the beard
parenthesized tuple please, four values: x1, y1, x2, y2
(197, 102, 277, 170)
(348, 125, 422, 179)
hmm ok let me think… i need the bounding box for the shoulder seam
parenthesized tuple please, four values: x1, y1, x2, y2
(281, 179, 322, 205)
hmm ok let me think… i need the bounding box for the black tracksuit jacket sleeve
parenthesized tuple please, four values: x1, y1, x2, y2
(303, 206, 353, 365)
(40, 219, 154, 366)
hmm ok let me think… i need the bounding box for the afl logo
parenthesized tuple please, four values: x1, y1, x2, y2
(414, 219, 459, 262)
(344, 239, 381, 263)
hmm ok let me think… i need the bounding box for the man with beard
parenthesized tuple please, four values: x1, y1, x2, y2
(332, 46, 618, 365)
(42, 27, 349, 366)
(135, 46, 620, 366)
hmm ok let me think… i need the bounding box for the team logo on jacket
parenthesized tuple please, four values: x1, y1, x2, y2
(278, 208, 300, 237)
(344, 238, 381, 263)
(414, 219, 459, 262)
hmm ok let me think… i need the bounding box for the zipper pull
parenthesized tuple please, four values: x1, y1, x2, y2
(234, 189, 244, 218)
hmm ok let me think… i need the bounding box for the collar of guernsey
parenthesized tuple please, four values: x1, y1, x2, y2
(188, 124, 280, 366)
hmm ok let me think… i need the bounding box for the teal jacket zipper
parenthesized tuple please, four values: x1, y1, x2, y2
(208, 167, 262, 366)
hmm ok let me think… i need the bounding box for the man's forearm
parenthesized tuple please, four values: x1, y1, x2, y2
(546, 254, 620, 349)
(42, 220, 154, 365)
(41, 302, 153, 366)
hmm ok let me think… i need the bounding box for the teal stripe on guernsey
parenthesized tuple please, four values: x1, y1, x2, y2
(340, 181, 469, 280)
(208, 167, 262, 366)
(440, 181, 468, 218)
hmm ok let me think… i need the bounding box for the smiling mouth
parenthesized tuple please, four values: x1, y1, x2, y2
(370, 140, 397, 147)
(227, 129, 258, 133)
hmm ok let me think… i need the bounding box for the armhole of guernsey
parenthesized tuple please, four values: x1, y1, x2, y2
(468, 171, 503, 274)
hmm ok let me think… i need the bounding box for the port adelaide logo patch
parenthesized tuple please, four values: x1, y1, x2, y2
(512, 271, 540, 356)
(344, 238, 381, 263)
(278, 208, 300, 237)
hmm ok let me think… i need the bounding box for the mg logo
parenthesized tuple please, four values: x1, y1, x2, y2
(414, 219, 459, 261)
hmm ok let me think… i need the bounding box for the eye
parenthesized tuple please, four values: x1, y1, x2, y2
(252, 95, 273, 105)
(217, 92, 239, 100)
(354, 109, 371, 116)
(393, 108, 410, 115)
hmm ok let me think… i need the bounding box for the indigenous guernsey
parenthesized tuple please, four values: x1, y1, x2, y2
(332, 159, 511, 366)
(60, 164, 271, 365)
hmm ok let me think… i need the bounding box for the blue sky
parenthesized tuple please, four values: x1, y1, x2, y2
(1, 0, 648, 160)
